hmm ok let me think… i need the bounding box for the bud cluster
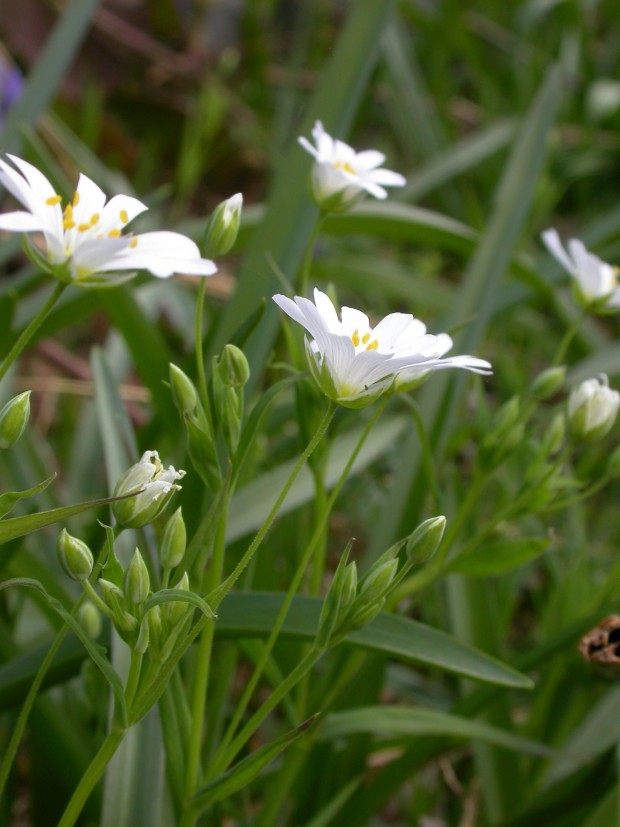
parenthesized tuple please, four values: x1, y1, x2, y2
(317, 517, 446, 648)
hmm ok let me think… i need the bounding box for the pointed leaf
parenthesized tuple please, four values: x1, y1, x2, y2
(0, 473, 56, 518)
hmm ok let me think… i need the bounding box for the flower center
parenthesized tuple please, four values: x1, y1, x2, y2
(334, 160, 356, 175)
(351, 328, 378, 351)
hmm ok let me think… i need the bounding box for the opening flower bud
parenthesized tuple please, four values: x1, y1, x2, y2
(57, 529, 94, 581)
(77, 601, 102, 639)
(203, 193, 243, 258)
(165, 571, 190, 626)
(218, 344, 250, 388)
(113, 450, 185, 528)
(568, 374, 620, 442)
(0, 391, 31, 450)
(159, 507, 187, 571)
(124, 548, 151, 605)
(406, 516, 446, 564)
(532, 366, 566, 400)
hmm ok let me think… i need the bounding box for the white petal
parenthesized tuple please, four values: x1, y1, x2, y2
(372, 313, 415, 349)
(6, 154, 58, 204)
(312, 289, 342, 333)
(341, 306, 370, 337)
(298, 136, 320, 161)
(312, 121, 334, 160)
(367, 168, 406, 187)
(354, 150, 386, 170)
(273, 294, 308, 328)
(357, 178, 388, 199)
(95, 231, 216, 278)
(0, 211, 47, 231)
(541, 229, 577, 277)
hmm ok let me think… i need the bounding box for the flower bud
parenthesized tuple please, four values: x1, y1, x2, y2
(308, 163, 366, 214)
(492, 396, 521, 435)
(124, 548, 150, 605)
(317, 544, 352, 649)
(356, 559, 399, 607)
(568, 374, 620, 442)
(0, 391, 31, 450)
(532, 366, 566, 400)
(147, 605, 163, 653)
(406, 516, 446, 564)
(160, 507, 186, 571)
(339, 561, 358, 616)
(186, 415, 221, 491)
(203, 193, 243, 258)
(165, 571, 191, 626)
(113, 450, 185, 528)
(541, 412, 565, 456)
(135, 618, 150, 655)
(77, 601, 102, 639)
(218, 345, 250, 388)
(169, 364, 198, 417)
(57, 529, 94, 581)
(99, 579, 138, 635)
(607, 445, 620, 477)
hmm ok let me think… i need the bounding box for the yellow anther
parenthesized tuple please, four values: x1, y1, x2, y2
(120, 209, 129, 224)
(78, 223, 91, 232)
(361, 332, 370, 344)
(351, 329, 360, 347)
(335, 160, 356, 175)
(46, 194, 62, 206)
(129, 237, 138, 248)
(63, 219, 76, 230)
(72, 191, 80, 207)
(63, 204, 73, 221)
(90, 213, 99, 225)
(108, 229, 121, 238)
(365, 339, 378, 351)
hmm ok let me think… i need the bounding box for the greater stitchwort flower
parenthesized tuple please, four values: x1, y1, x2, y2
(273, 289, 492, 408)
(542, 228, 620, 313)
(113, 450, 186, 528)
(0, 154, 217, 287)
(568, 374, 620, 442)
(298, 120, 405, 212)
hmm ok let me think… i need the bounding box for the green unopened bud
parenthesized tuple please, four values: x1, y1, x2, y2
(160, 507, 186, 570)
(492, 396, 521, 434)
(340, 562, 358, 616)
(541, 413, 565, 456)
(124, 549, 150, 605)
(357, 559, 399, 607)
(135, 618, 150, 654)
(113, 450, 185, 528)
(99, 579, 138, 635)
(340, 598, 386, 635)
(532, 366, 566, 400)
(0, 391, 31, 450)
(406, 516, 446, 564)
(165, 572, 191, 626)
(77, 601, 102, 639)
(57, 529, 94, 582)
(219, 345, 250, 388)
(203, 193, 243, 257)
(147, 605, 163, 653)
(568, 374, 620, 442)
(317, 543, 352, 649)
(169, 364, 198, 417)
(607, 445, 620, 477)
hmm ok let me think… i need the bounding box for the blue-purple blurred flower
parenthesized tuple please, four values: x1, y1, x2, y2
(0, 58, 23, 130)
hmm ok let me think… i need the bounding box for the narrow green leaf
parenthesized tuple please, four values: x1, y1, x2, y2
(320, 706, 561, 759)
(215, 593, 533, 689)
(0, 578, 126, 726)
(0, 473, 56, 518)
(144, 589, 216, 620)
(0, 494, 125, 546)
(448, 537, 551, 576)
(189, 716, 317, 810)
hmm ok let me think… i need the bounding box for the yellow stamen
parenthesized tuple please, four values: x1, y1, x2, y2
(129, 237, 138, 248)
(72, 191, 80, 207)
(351, 329, 360, 347)
(108, 229, 121, 238)
(90, 213, 99, 225)
(365, 340, 378, 351)
(63, 204, 73, 221)
(120, 209, 129, 224)
(78, 223, 91, 232)
(361, 332, 370, 344)
(335, 160, 356, 175)
(46, 194, 62, 206)
(63, 219, 76, 230)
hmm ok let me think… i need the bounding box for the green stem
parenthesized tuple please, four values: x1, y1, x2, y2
(124, 648, 143, 711)
(185, 500, 229, 798)
(552, 310, 586, 367)
(213, 648, 322, 775)
(195, 276, 209, 406)
(0, 281, 66, 384)
(58, 727, 126, 827)
(207, 397, 388, 780)
(208, 401, 337, 610)
(298, 213, 324, 298)
(82, 579, 115, 622)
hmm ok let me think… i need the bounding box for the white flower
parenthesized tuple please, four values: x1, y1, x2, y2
(298, 121, 405, 213)
(542, 228, 620, 313)
(0, 154, 217, 286)
(273, 289, 492, 408)
(568, 374, 620, 442)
